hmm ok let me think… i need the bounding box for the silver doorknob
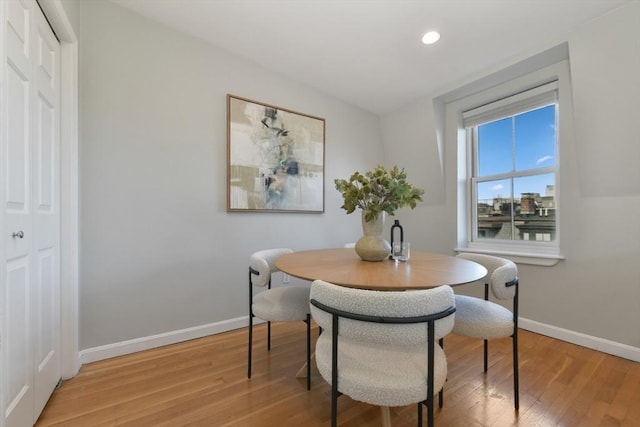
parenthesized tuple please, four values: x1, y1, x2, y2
(12, 231, 24, 239)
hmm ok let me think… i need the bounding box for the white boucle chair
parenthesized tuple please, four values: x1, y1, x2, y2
(310, 279, 456, 427)
(248, 248, 312, 390)
(452, 253, 519, 409)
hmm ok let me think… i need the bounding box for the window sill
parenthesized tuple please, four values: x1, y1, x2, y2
(455, 246, 564, 266)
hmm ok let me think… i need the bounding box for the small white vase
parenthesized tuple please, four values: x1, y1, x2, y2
(355, 211, 391, 262)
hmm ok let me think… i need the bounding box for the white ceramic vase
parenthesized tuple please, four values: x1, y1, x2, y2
(355, 211, 391, 261)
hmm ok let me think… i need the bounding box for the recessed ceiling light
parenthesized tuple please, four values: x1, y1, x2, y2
(422, 31, 441, 45)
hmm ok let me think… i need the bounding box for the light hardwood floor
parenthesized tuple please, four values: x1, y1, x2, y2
(36, 323, 639, 426)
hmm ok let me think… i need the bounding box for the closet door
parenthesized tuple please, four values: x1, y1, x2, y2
(1, 0, 61, 425)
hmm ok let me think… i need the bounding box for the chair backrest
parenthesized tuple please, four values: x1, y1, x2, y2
(310, 280, 455, 346)
(456, 253, 518, 300)
(249, 248, 293, 287)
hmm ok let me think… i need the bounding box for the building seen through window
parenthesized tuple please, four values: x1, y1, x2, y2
(468, 98, 557, 243)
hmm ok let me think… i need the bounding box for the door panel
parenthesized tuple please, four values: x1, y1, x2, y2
(2, 0, 61, 425)
(5, 258, 32, 426)
(33, 248, 58, 417)
(31, 0, 61, 421)
(5, 60, 31, 263)
(6, 62, 29, 210)
(4, 1, 33, 424)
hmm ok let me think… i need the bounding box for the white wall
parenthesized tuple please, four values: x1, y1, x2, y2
(59, 0, 78, 30)
(75, 0, 639, 360)
(380, 2, 640, 353)
(77, 0, 382, 350)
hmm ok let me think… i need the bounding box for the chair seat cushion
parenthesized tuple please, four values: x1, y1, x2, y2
(452, 294, 514, 339)
(315, 333, 448, 407)
(252, 286, 310, 321)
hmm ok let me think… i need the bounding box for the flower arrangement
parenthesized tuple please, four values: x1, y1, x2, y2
(334, 165, 425, 222)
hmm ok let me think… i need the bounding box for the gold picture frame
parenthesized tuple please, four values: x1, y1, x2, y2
(227, 95, 325, 213)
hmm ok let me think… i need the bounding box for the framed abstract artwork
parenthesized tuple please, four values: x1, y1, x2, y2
(227, 94, 325, 213)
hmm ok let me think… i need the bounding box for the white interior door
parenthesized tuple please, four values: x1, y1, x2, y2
(2, 0, 61, 425)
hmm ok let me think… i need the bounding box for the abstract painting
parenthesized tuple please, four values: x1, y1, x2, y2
(227, 95, 325, 213)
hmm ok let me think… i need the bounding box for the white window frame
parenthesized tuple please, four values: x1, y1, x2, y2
(465, 81, 558, 247)
(443, 60, 571, 266)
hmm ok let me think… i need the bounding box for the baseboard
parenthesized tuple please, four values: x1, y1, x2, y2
(519, 318, 640, 362)
(79, 316, 253, 364)
(80, 316, 640, 365)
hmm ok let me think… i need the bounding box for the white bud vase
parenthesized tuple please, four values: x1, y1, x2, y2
(355, 211, 391, 261)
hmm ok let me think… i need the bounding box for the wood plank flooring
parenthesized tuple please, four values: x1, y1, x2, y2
(36, 323, 640, 426)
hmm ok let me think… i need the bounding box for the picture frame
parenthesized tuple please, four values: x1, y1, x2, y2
(227, 94, 326, 213)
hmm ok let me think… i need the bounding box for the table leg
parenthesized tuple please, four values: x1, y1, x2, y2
(380, 406, 392, 427)
(295, 353, 315, 378)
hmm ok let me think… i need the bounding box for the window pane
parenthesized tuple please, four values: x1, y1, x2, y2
(476, 179, 513, 240)
(471, 95, 558, 244)
(514, 105, 556, 171)
(513, 173, 555, 202)
(476, 174, 556, 242)
(477, 117, 512, 177)
(513, 173, 556, 241)
(477, 178, 512, 202)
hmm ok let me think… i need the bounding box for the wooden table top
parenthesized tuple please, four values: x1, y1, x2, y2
(275, 248, 488, 291)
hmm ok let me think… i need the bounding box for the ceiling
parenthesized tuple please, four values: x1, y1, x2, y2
(110, 0, 631, 115)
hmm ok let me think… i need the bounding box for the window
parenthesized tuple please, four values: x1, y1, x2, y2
(464, 83, 557, 245)
(441, 56, 571, 266)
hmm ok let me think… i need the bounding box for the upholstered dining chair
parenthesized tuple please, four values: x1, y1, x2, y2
(248, 248, 312, 390)
(309, 279, 456, 427)
(452, 253, 520, 409)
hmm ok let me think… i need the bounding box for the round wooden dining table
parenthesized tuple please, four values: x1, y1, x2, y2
(275, 248, 487, 291)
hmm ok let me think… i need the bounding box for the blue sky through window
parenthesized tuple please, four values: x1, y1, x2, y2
(476, 105, 556, 201)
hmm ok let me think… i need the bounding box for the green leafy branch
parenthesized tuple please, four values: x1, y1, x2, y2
(334, 165, 425, 222)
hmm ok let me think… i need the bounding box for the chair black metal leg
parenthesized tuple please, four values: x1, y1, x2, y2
(513, 332, 519, 410)
(513, 282, 520, 410)
(331, 393, 338, 427)
(483, 283, 489, 373)
(417, 402, 423, 427)
(248, 314, 253, 379)
(248, 272, 253, 379)
(331, 314, 339, 427)
(267, 320, 271, 351)
(483, 339, 488, 372)
(427, 322, 435, 427)
(306, 313, 311, 390)
(331, 375, 339, 427)
(438, 337, 444, 408)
